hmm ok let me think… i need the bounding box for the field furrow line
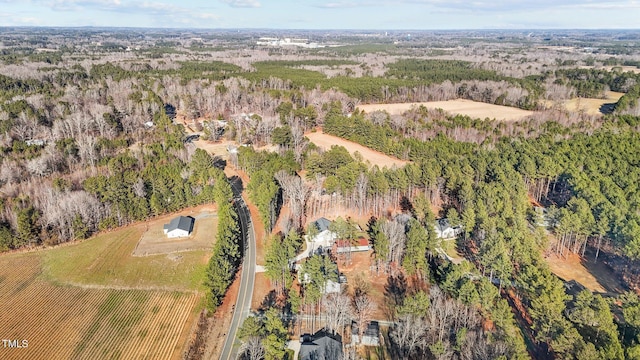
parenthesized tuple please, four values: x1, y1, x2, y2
(129, 293, 170, 360)
(99, 290, 146, 360)
(167, 293, 199, 360)
(76, 290, 127, 360)
(151, 293, 189, 360)
(53, 290, 111, 360)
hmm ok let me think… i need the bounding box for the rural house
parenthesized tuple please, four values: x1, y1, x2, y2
(434, 218, 462, 239)
(163, 216, 195, 238)
(299, 331, 343, 360)
(308, 217, 338, 250)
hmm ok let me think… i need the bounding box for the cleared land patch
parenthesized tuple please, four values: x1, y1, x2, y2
(0, 253, 200, 360)
(545, 252, 625, 294)
(42, 220, 210, 292)
(358, 99, 534, 121)
(134, 206, 218, 256)
(306, 130, 409, 168)
(549, 91, 624, 115)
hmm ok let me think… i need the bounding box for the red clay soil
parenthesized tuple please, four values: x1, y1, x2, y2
(251, 272, 273, 311)
(339, 251, 389, 320)
(204, 265, 241, 360)
(272, 204, 289, 234)
(205, 166, 269, 359)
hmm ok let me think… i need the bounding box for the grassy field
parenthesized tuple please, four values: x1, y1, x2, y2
(358, 99, 534, 121)
(561, 91, 624, 115)
(306, 130, 409, 169)
(544, 251, 626, 294)
(42, 225, 210, 292)
(133, 207, 218, 256)
(0, 220, 212, 360)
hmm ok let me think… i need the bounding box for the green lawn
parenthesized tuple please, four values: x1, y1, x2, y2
(41, 226, 210, 292)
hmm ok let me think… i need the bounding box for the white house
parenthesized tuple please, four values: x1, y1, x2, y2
(434, 218, 462, 239)
(309, 217, 338, 249)
(325, 279, 342, 294)
(297, 266, 342, 294)
(163, 216, 194, 238)
(533, 206, 551, 228)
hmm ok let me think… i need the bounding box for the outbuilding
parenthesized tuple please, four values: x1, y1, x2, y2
(163, 216, 195, 238)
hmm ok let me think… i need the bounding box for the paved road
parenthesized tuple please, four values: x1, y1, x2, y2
(219, 177, 256, 360)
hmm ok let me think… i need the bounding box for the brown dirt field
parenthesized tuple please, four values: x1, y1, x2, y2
(544, 91, 624, 116)
(133, 206, 218, 256)
(251, 272, 273, 311)
(195, 140, 235, 160)
(339, 251, 389, 320)
(545, 252, 625, 294)
(357, 99, 534, 121)
(0, 253, 199, 360)
(306, 130, 409, 169)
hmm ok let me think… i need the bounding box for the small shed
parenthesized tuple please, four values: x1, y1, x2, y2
(352, 321, 380, 346)
(163, 216, 194, 238)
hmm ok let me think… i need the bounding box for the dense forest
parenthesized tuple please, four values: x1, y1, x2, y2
(3, 28, 640, 360)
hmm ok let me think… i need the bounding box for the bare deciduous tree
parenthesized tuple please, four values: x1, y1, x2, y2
(391, 314, 428, 357)
(380, 219, 406, 268)
(275, 170, 310, 230)
(322, 292, 352, 336)
(132, 178, 147, 198)
(238, 336, 265, 360)
(352, 293, 376, 345)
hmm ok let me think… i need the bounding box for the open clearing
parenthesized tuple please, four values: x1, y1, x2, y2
(357, 99, 534, 121)
(580, 65, 640, 74)
(545, 252, 626, 294)
(338, 251, 389, 320)
(43, 216, 210, 292)
(0, 239, 203, 360)
(550, 91, 624, 116)
(306, 130, 409, 168)
(194, 140, 235, 161)
(134, 206, 218, 256)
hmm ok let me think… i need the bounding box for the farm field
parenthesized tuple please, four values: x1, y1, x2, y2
(306, 130, 409, 168)
(552, 91, 624, 115)
(357, 99, 534, 121)
(0, 252, 200, 360)
(42, 221, 210, 292)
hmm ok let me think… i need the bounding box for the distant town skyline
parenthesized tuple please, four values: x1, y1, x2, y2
(0, 0, 639, 30)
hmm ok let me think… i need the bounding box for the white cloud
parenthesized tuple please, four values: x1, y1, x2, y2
(404, 0, 636, 12)
(315, 0, 637, 12)
(0, 10, 44, 25)
(220, 0, 260, 8)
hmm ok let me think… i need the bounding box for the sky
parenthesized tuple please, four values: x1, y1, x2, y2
(0, 0, 639, 30)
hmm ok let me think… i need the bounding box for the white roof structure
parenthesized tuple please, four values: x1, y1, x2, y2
(163, 216, 194, 238)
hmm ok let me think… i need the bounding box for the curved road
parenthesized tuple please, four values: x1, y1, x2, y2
(220, 176, 256, 360)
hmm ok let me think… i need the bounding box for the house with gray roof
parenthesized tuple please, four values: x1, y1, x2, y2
(307, 217, 338, 251)
(163, 216, 195, 238)
(434, 218, 462, 239)
(299, 331, 342, 360)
